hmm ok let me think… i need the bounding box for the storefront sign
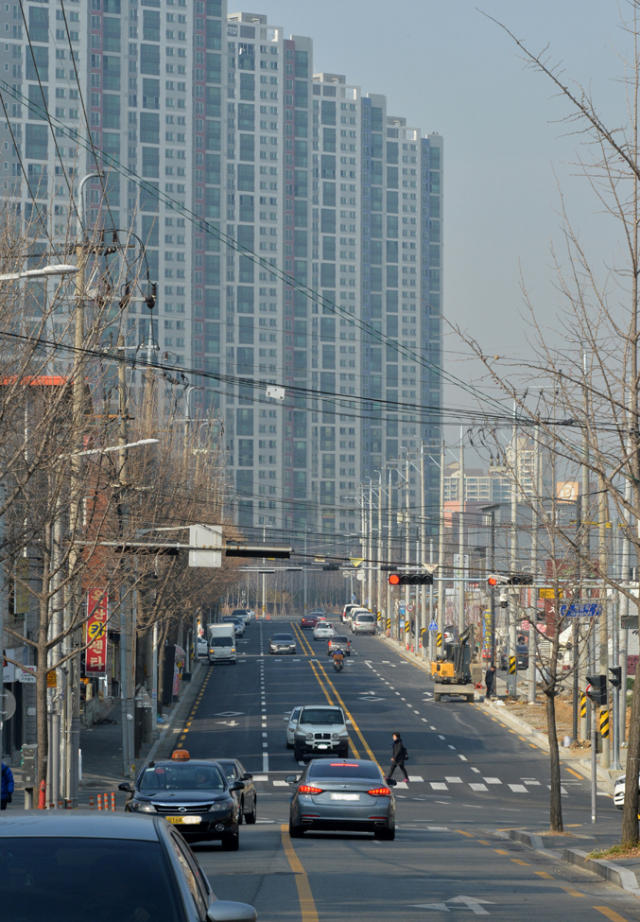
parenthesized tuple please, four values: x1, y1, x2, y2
(85, 588, 108, 675)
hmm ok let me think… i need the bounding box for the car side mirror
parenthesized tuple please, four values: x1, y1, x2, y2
(118, 782, 134, 793)
(346, 720, 353, 726)
(387, 778, 397, 787)
(242, 773, 253, 781)
(229, 780, 245, 792)
(207, 901, 257, 922)
(285, 774, 299, 784)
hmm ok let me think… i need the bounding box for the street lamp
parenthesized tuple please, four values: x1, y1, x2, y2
(0, 264, 78, 282)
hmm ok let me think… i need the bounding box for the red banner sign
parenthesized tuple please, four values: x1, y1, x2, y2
(85, 589, 108, 675)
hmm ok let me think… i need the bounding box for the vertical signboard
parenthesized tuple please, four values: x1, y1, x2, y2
(85, 589, 108, 675)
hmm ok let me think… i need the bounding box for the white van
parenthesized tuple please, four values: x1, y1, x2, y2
(207, 623, 237, 664)
(351, 611, 377, 635)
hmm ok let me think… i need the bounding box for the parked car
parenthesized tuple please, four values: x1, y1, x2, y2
(287, 758, 396, 839)
(292, 705, 350, 760)
(269, 633, 297, 655)
(313, 622, 336, 641)
(499, 644, 529, 671)
(213, 759, 257, 825)
(0, 812, 257, 922)
(120, 751, 243, 849)
(351, 611, 377, 635)
(286, 706, 303, 748)
(614, 773, 640, 810)
(327, 635, 351, 656)
(196, 635, 208, 658)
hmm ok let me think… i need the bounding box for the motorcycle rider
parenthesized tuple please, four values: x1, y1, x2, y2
(332, 646, 345, 671)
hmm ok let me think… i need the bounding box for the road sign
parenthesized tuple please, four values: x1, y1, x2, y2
(539, 587, 564, 599)
(399, 606, 406, 614)
(407, 603, 415, 613)
(46, 670, 57, 688)
(1, 689, 16, 721)
(429, 621, 438, 631)
(559, 602, 602, 618)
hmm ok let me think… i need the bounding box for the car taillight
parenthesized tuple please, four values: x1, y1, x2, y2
(367, 787, 391, 796)
(298, 785, 324, 794)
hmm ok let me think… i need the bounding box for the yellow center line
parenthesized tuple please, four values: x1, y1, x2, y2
(297, 623, 316, 656)
(561, 887, 584, 898)
(308, 661, 334, 707)
(535, 871, 554, 879)
(280, 824, 319, 922)
(456, 829, 475, 838)
(315, 661, 375, 767)
(565, 767, 584, 781)
(291, 623, 313, 656)
(494, 848, 509, 855)
(594, 908, 631, 922)
(511, 858, 530, 866)
(477, 839, 490, 845)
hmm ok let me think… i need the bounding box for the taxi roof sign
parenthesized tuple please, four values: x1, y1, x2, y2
(171, 749, 190, 761)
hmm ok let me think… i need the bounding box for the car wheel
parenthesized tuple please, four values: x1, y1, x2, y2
(238, 798, 244, 824)
(339, 745, 349, 758)
(294, 744, 304, 761)
(222, 831, 240, 851)
(375, 827, 395, 841)
(286, 739, 293, 749)
(245, 797, 257, 824)
(289, 821, 304, 838)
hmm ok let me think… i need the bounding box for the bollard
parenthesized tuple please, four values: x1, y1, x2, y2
(111, 791, 116, 812)
(97, 794, 103, 811)
(89, 796, 94, 810)
(38, 779, 46, 810)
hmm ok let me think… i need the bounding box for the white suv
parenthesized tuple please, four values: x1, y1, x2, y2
(351, 611, 377, 635)
(293, 705, 350, 761)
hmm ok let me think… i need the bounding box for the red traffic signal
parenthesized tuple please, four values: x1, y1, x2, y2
(487, 576, 500, 587)
(388, 573, 433, 586)
(389, 574, 401, 585)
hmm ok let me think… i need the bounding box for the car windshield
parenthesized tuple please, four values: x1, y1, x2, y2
(217, 763, 238, 780)
(332, 636, 348, 644)
(308, 762, 382, 781)
(139, 763, 226, 791)
(356, 615, 375, 622)
(2, 838, 184, 922)
(273, 634, 294, 641)
(299, 708, 343, 725)
(231, 610, 247, 618)
(210, 637, 233, 647)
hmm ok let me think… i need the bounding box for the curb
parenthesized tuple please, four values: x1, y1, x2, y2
(505, 830, 640, 895)
(145, 661, 208, 764)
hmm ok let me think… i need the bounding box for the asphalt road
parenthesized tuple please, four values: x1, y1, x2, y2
(175, 618, 640, 922)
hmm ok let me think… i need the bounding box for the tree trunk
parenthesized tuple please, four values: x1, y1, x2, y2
(621, 658, 640, 845)
(36, 598, 49, 790)
(547, 690, 564, 832)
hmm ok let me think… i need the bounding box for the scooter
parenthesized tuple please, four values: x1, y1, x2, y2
(333, 649, 344, 673)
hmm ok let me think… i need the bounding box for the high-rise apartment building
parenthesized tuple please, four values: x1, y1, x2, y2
(0, 1, 442, 544)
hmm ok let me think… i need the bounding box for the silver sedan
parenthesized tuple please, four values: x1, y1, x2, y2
(286, 758, 396, 840)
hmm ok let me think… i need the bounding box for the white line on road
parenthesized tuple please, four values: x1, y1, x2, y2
(509, 784, 528, 793)
(484, 778, 501, 785)
(458, 755, 468, 762)
(470, 767, 480, 774)
(469, 783, 488, 792)
(438, 735, 445, 740)
(445, 777, 462, 783)
(448, 745, 456, 750)
(273, 780, 288, 786)
(408, 775, 424, 782)
(430, 782, 448, 790)
(263, 753, 269, 772)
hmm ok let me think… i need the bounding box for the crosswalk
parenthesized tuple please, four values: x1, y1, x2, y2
(255, 774, 572, 796)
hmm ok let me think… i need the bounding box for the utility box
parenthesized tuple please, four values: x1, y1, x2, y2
(21, 743, 37, 788)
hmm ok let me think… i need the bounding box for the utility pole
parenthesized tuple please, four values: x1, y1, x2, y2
(599, 476, 610, 769)
(404, 455, 411, 633)
(528, 432, 539, 704)
(118, 334, 135, 778)
(437, 440, 445, 653)
(387, 467, 393, 638)
(458, 432, 465, 636)
(508, 408, 518, 698)
(303, 531, 308, 615)
(581, 352, 590, 740)
(420, 443, 427, 659)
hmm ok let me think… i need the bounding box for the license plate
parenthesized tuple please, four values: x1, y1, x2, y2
(330, 793, 359, 801)
(166, 816, 202, 825)
(316, 744, 328, 750)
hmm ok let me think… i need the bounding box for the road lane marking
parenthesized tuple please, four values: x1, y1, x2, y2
(535, 871, 554, 879)
(456, 829, 475, 837)
(594, 909, 630, 922)
(280, 824, 319, 922)
(508, 784, 528, 793)
(484, 778, 501, 785)
(315, 661, 375, 765)
(458, 755, 468, 762)
(469, 783, 488, 792)
(309, 661, 334, 705)
(494, 848, 509, 854)
(565, 767, 584, 780)
(445, 777, 463, 783)
(511, 858, 530, 866)
(430, 782, 448, 790)
(477, 840, 490, 845)
(561, 887, 584, 897)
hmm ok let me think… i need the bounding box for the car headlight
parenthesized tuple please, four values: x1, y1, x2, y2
(208, 802, 231, 813)
(231, 647, 236, 652)
(339, 731, 348, 739)
(130, 801, 156, 814)
(332, 732, 340, 740)
(306, 733, 314, 741)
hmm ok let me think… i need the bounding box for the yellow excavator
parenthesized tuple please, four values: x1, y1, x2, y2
(430, 625, 483, 702)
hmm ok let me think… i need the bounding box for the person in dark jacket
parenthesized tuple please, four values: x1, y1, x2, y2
(387, 732, 409, 782)
(485, 664, 496, 699)
(1, 761, 14, 810)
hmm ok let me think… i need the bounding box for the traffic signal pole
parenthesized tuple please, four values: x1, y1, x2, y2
(591, 700, 597, 824)
(508, 410, 518, 698)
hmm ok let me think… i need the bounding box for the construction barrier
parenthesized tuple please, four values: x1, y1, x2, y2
(111, 792, 116, 811)
(89, 796, 94, 811)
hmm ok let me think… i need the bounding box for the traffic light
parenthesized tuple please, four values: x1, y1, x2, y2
(609, 666, 622, 689)
(388, 572, 433, 586)
(487, 573, 534, 586)
(586, 674, 608, 706)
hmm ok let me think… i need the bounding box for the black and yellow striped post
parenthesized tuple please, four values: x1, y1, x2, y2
(509, 656, 516, 675)
(600, 708, 609, 739)
(580, 693, 587, 720)
(436, 632, 443, 649)
(386, 618, 391, 632)
(405, 620, 411, 633)
(376, 611, 382, 622)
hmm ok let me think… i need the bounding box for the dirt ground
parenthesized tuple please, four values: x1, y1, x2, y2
(503, 692, 632, 747)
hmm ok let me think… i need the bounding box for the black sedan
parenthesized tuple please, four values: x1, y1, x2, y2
(214, 758, 257, 824)
(0, 811, 257, 922)
(287, 758, 396, 840)
(119, 752, 244, 850)
(269, 632, 296, 654)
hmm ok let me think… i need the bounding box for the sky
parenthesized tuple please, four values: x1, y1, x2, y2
(242, 0, 633, 452)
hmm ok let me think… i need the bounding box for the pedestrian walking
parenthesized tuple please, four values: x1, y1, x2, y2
(387, 731, 409, 782)
(485, 664, 496, 699)
(1, 761, 14, 810)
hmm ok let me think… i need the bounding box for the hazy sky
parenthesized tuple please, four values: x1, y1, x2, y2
(245, 1, 631, 444)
